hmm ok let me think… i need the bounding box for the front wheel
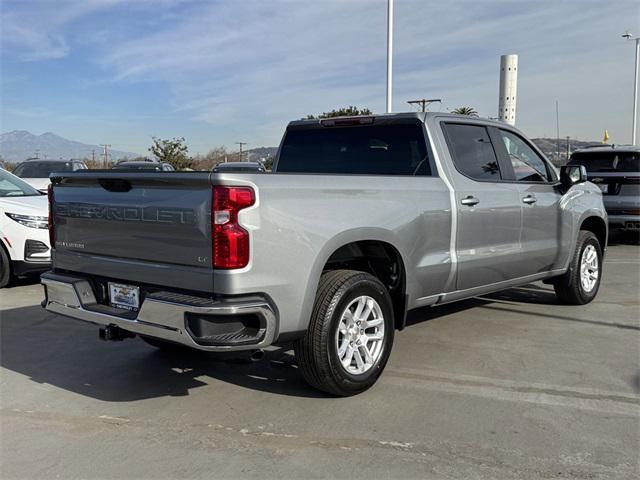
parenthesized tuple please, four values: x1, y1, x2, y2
(295, 270, 395, 396)
(554, 230, 603, 305)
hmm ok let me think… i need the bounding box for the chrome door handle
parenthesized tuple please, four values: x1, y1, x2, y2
(460, 196, 480, 206)
(522, 195, 537, 204)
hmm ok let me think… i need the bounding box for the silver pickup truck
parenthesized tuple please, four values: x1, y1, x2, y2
(42, 113, 607, 396)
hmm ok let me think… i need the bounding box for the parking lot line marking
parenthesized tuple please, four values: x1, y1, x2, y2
(383, 367, 640, 416)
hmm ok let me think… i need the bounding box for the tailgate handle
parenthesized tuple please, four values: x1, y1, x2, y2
(99, 179, 132, 192)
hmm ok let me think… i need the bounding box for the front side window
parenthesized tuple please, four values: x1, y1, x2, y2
(443, 123, 501, 181)
(277, 121, 431, 176)
(499, 130, 551, 182)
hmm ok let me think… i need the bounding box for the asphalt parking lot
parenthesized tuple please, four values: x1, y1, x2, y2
(1, 240, 638, 479)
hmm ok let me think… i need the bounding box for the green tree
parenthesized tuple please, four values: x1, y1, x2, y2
(451, 106, 478, 116)
(306, 106, 373, 119)
(149, 136, 191, 169)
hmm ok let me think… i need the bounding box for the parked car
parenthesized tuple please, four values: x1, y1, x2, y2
(112, 161, 175, 171)
(42, 113, 607, 395)
(568, 145, 639, 234)
(13, 159, 87, 192)
(212, 161, 266, 173)
(0, 169, 50, 287)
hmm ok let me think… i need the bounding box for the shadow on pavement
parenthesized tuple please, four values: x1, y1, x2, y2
(0, 305, 326, 400)
(404, 298, 489, 327)
(607, 230, 640, 246)
(2, 299, 503, 401)
(6, 274, 42, 289)
(4, 279, 633, 401)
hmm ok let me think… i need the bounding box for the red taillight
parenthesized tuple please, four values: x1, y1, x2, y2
(212, 186, 255, 269)
(47, 184, 55, 249)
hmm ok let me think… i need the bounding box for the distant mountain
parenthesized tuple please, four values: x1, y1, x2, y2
(244, 146, 277, 162)
(0, 130, 140, 163)
(531, 138, 601, 165)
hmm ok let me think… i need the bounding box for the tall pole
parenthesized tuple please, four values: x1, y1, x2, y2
(633, 38, 639, 145)
(386, 0, 393, 113)
(235, 142, 247, 162)
(623, 33, 639, 145)
(555, 100, 561, 164)
(100, 144, 111, 168)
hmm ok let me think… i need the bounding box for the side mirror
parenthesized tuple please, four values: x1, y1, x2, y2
(560, 164, 587, 191)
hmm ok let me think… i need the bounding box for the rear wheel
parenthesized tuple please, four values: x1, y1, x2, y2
(554, 231, 602, 305)
(0, 247, 12, 289)
(295, 270, 394, 396)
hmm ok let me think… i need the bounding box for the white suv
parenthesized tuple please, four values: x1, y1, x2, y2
(0, 169, 51, 287)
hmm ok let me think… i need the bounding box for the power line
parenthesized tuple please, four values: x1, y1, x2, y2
(407, 98, 442, 112)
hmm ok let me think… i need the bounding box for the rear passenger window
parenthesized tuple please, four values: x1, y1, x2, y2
(443, 123, 501, 181)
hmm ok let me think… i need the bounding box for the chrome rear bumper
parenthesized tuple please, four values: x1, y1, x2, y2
(41, 272, 277, 351)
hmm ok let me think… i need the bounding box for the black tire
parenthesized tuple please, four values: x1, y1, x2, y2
(0, 246, 12, 289)
(554, 231, 602, 305)
(140, 335, 186, 351)
(294, 270, 395, 396)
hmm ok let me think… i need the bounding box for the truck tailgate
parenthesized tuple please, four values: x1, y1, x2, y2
(51, 172, 213, 289)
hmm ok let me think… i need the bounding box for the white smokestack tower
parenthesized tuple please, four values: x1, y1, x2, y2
(498, 54, 518, 125)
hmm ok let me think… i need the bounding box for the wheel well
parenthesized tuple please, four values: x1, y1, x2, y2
(323, 240, 407, 330)
(580, 217, 607, 250)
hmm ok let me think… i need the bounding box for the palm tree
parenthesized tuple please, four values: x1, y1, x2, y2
(452, 106, 478, 116)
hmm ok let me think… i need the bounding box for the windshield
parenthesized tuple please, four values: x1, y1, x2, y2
(569, 151, 639, 173)
(13, 161, 77, 178)
(0, 169, 42, 197)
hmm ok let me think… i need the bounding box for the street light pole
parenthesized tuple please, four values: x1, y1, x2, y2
(623, 32, 639, 145)
(386, 0, 393, 113)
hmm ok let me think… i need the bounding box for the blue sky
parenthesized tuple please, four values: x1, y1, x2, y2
(1, 0, 639, 155)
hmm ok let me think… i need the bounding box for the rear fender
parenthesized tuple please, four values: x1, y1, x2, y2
(297, 228, 406, 332)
